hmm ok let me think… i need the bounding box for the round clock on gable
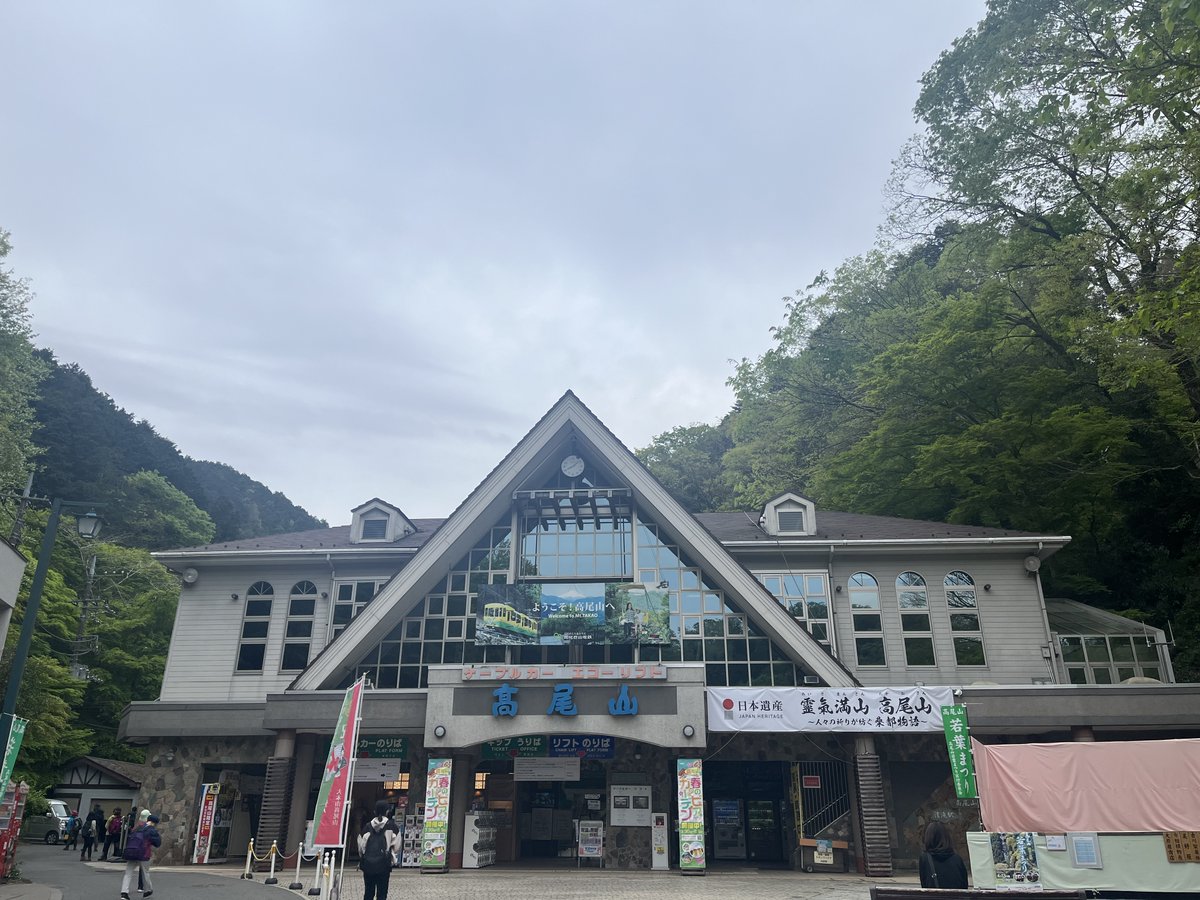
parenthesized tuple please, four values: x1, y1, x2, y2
(561, 454, 586, 478)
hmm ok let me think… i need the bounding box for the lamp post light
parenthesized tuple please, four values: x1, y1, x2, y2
(0, 499, 102, 785)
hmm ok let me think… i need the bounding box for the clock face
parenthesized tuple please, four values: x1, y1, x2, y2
(561, 455, 586, 478)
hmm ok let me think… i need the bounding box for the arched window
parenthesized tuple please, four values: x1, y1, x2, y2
(849, 572, 885, 667)
(897, 572, 934, 666)
(944, 571, 985, 666)
(236, 581, 274, 672)
(281, 581, 318, 672)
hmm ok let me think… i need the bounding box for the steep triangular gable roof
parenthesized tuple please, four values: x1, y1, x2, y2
(294, 391, 857, 690)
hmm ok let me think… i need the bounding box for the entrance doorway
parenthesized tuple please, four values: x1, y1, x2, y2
(703, 761, 788, 864)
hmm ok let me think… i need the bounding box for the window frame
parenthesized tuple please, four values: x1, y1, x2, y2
(944, 571, 986, 667)
(897, 571, 936, 667)
(235, 581, 275, 674)
(280, 580, 319, 673)
(849, 572, 886, 668)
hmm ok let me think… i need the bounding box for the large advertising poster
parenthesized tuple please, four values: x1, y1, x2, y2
(420, 758, 452, 870)
(677, 758, 706, 872)
(192, 783, 220, 863)
(476, 582, 673, 646)
(312, 676, 365, 847)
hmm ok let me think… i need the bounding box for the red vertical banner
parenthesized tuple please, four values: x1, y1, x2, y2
(313, 677, 365, 847)
(192, 783, 220, 863)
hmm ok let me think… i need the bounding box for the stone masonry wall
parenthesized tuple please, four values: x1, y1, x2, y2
(139, 736, 275, 865)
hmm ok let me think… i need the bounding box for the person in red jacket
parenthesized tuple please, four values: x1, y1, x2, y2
(100, 807, 123, 861)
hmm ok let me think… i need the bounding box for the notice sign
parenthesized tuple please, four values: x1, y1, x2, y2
(192, 783, 220, 863)
(708, 687, 954, 732)
(1163, 832, 1200, 863)
(609, 785, 652, 827)
(578, 820, 604, 858)
(513, 757, 580, 781)
(677, 758, 706, 872)
(942, 704, 978, 799)
(420, 758, 452, 870)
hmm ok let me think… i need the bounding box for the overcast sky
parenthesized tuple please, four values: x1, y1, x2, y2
(2, 2, 985, 526)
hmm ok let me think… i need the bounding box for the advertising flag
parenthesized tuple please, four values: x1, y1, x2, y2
(941, 704, 978, 799)
(192, 783, 220, 863)
(313, 677, 365, 847)
(677, 758, 706, 872)
(0, 715, 28, 790)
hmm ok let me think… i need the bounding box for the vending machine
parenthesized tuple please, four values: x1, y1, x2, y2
(712, 799, 746, 860)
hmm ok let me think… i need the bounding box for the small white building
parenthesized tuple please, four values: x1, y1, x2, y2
(51, 756, 147, 820)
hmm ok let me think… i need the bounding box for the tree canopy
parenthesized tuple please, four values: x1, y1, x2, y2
(641, 0, 1200, 679)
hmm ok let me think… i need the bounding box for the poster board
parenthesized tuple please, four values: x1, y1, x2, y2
(967, 832, 1200, 893)
(609, 785, 652, 827)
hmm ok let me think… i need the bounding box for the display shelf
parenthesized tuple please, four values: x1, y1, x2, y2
(463, 812, 499, 868)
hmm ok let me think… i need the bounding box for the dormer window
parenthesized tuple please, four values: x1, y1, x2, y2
(349, 498, 415, 544)
(361, 517, 388, 540)
(777, 509, 805, 533)
(761, 492, 816, 537)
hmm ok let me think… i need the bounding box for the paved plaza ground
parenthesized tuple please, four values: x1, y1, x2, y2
(5, 842, 911, 900)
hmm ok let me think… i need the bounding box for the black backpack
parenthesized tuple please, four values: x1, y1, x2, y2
(359, 826, 392, 874)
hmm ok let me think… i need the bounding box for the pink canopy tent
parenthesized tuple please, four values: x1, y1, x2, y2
(972, 737, 1200, 833)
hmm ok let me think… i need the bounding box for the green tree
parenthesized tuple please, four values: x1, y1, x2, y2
(106, 470, 216, 550)
(0, 229, 48, 491)
(636, 423, 735, 512)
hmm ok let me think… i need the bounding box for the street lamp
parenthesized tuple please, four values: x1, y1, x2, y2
(0, 499, 102, 785)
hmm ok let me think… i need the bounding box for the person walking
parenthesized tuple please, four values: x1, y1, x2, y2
(63, 809, 80, 850)
(356, 800, 400, 900)
(918, 821, 969, 889)
(120, 810, 161, 900)
(101, 808, 123, 861)
(81, 803, 104, 860)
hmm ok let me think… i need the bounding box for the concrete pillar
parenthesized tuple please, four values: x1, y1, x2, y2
(1071, 725, 1096, 742)
(285, 734, 318, 853)
(446, 754, 474, 869)
(273, 729, 297, 758)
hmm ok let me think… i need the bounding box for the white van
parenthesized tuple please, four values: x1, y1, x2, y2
(21, 798, 71, 843)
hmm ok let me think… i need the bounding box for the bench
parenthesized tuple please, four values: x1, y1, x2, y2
(869, 888, 1087, 900)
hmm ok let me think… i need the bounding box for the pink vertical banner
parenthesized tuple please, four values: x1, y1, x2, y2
(313, 677, 365, 847)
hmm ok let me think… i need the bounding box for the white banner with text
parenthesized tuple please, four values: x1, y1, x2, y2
(708, 686, 955, 732)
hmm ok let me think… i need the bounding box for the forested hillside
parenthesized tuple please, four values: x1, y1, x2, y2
(30, 352, 325, 544)
(638, 0, 1200, 681)
(0, 230, 325, 800)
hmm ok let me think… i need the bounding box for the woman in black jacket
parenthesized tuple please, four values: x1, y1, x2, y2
(919, 821, 969, 888)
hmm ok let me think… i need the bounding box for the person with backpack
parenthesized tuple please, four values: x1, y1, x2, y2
(120, 810, 161, 900)
(81, 803, 104, 860)
(101, 807, 123, 861)
(356, 800, 400, 900)
(63, 809, 80, 850)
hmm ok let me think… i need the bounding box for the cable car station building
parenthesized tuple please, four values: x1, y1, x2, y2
(120, 392, 1194, 872)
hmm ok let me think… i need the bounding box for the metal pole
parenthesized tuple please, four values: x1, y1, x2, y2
(2, 498, 61, 716)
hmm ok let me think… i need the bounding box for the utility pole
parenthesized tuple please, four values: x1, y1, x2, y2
(6, 472, 34, 546)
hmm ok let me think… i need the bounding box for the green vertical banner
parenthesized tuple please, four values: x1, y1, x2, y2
(676, 758, 706, 872)
(942, 704, 977, 799)
(420, 757, 452, 871)
(0, 714, 28, 790)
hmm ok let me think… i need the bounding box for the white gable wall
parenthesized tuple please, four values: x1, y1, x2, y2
(827, 550, 1053, 686)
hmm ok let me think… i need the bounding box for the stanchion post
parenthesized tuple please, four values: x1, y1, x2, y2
(307, 850, 327, 896)
(289, 842, 306, 890)
(265, 840, 279, 885)
(241, 839, 255, 879)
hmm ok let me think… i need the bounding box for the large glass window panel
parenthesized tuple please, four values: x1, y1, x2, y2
(1110, 637, 1134, 662)
(855, 637, 886, 667)
(950, 613, 980, 631)
(1060, 636, 1083, 662)
(853, 614, 882, 632)
(1067, 666, 1088, 684)
(901, 613, 931, 632)
(953, 636, 986, 666)
(1084, 637, 1111, 662)
(1092, 667, 1113, 684)
(905, 637, 936, 666)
